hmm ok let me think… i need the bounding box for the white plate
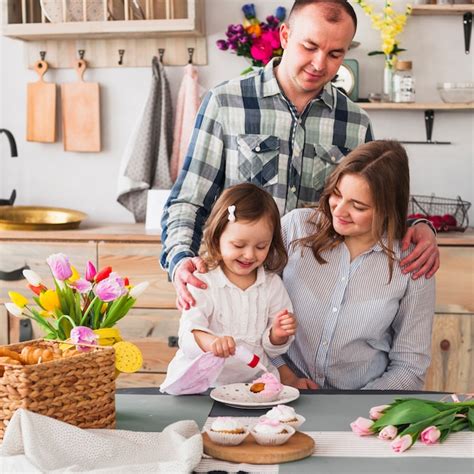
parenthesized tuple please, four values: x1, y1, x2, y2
(210, 383, 300, 409)
(40, 0, 106, 23)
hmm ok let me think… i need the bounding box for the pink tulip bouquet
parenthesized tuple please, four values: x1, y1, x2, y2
(5, 253, 149, 342)
(216, 3, 286, 73)
(351, 396, 474, 453)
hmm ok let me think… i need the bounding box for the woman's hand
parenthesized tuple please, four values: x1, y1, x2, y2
(210, 336, 236, 358)
(173, 257, 208, 310)
(270, 310, 297, 345)
(401, 223, 440, 279)
(278, 364, 319, 389)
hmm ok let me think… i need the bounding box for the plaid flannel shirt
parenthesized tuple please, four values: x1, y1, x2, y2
(161, 58, 373, 279)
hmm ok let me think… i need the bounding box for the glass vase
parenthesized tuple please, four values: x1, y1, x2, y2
(382, 56, 395, 102)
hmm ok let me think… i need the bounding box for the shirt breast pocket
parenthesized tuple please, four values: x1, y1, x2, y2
(312, 144, 351, 191)
(237, 134, 280, 187)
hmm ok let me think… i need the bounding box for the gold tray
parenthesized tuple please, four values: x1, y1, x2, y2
(0, 206, 87, 231)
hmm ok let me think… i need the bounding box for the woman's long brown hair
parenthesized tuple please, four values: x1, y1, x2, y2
(294, 140, 410, 281)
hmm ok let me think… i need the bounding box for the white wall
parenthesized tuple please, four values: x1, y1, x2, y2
(1, 0, 473, 224)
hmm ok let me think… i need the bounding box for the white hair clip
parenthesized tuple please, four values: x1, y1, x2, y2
(228, 205, 236, 222)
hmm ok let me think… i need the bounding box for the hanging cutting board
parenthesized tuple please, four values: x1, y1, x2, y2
(61, 59, 101, 152)
(26, 60, 56, 143)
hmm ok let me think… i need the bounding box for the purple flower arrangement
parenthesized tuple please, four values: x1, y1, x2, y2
(4, 253, 149, 341)
(216, 4, 286, 70)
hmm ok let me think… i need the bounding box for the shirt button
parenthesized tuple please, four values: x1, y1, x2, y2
(322, 340, 328, 346)
(331, 156, 336, 162)
(341, 276, 346, 282)
(291, 186, 297, 193)
(332, 307, 338, 312)
(255, 146, 261, 152)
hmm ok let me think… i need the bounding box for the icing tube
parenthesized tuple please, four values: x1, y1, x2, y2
(234, 346, 268, 373)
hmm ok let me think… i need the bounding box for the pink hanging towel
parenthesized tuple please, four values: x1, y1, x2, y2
(170, 63, 202, 182)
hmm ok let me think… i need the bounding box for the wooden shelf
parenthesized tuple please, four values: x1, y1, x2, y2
(412, 5, 474, 16)
(358, 102, 474, 111)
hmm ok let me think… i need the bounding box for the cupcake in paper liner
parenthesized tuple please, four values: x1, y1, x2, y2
(251, 418, 296, 446)
(248, 372, 283, 402)
(261, 405, 306, 430)
(205, 417, 249, 446)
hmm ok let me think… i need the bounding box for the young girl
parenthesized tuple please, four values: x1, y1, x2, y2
(277, 140, 436, 390)
(162, 183, 297, 389)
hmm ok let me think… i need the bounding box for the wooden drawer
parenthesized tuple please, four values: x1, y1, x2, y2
(98, 242, 176, 309)
(424, 313, 473, 393)
(0, 241, 97, 303)
(436, 246, 474, 313)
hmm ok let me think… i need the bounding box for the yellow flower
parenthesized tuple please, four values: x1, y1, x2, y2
(39, 290, 60, 312)
(68, 265, 80, 283)
(8, 291, 28, 308)
(101, 302, 108, 314)
(245, 23, 261, 37)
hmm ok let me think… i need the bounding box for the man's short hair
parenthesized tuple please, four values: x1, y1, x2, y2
(288, 0, 358, 32)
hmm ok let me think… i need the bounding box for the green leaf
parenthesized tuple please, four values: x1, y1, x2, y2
(372, 400, 440, 429)
(57, 314, 76, 340)
(439, 428, 451, 443)
(468, 408, 474, 431)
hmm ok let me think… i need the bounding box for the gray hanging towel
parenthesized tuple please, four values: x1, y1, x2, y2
(117, 57, 173, 222)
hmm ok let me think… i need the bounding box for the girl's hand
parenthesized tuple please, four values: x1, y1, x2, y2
(210, 336, 236, 358)
(270, 310, 297, 344)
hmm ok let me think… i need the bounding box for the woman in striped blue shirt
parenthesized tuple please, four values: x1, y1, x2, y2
(277, 140, 436, 390)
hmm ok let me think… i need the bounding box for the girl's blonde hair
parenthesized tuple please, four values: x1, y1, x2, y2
(202, 183, 288, 273)
(294, 140, 410, 281)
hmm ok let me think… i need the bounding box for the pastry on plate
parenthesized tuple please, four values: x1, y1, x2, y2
(205, 417, 249, 446)
(249, 372, 283, 402)
(262, 405, 305, 429)
(251, 418, 295, 445)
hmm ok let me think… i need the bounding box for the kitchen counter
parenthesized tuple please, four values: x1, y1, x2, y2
(1, 224, 473, 245)
(115, 389, 474, 473)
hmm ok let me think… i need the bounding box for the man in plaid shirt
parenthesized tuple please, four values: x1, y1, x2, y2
(161, 0, 439, 309)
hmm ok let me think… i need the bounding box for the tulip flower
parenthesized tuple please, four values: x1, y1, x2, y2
(4, 302, 24, 318)
(46, 253, 73, 281)
(94, 273, 126, 302)
(28, 284, 46, 296)
(72, 278, 92, 294)
(85, 261, 97, 282)
(216, 39, 229, 51)
(8, 291, 28, 308)
(129, 281, 149, 299)
(378, 425, 397, 440)
(242, 3, 256, 20)
(95, 266, 112, 283)
(275, 6, 286, 21)
(39, 289, 61, 312)
(391, 434, 413, 453)
(70, 326, 98, 352)
(68, 265, 80, 283)
(369, 404, 390, 420)
(23, 269, 42, 287)
(350, 417, 374, 436)
(420, 426, 441, 445)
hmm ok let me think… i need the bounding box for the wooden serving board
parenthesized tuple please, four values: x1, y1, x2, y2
(26, 60, 56, 143)
(202, 431, 315, 464)
(61, 59, 101, 152)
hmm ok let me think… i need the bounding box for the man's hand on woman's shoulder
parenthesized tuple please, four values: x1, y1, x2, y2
(401, 222, 440, 280)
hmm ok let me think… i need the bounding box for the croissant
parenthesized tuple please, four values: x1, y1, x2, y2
(0, 347, 22, 363)
(20, 346, 55, 365)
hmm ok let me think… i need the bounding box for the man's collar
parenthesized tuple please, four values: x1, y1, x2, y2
(260, 57, 335, 111)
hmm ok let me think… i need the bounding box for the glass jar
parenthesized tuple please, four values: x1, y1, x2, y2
(393, 60, 416, 103)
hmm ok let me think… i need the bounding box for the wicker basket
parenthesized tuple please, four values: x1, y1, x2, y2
(409, 195, 471, 232)
(0, 339, 116, 440)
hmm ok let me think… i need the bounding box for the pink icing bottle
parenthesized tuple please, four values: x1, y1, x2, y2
(234, 346, 268, 373)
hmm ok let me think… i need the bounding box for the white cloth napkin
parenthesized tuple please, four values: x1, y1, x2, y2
(0, 409, 203, 473)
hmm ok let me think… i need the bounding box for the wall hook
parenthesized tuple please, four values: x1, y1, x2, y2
(187, 47, 194, 64)
(78, 49, 85, 60)
(118, 49, 125, 65)
(39, 51, 46, 61)
(463, 12, 472, 55)
(158, 48, 165, 63)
